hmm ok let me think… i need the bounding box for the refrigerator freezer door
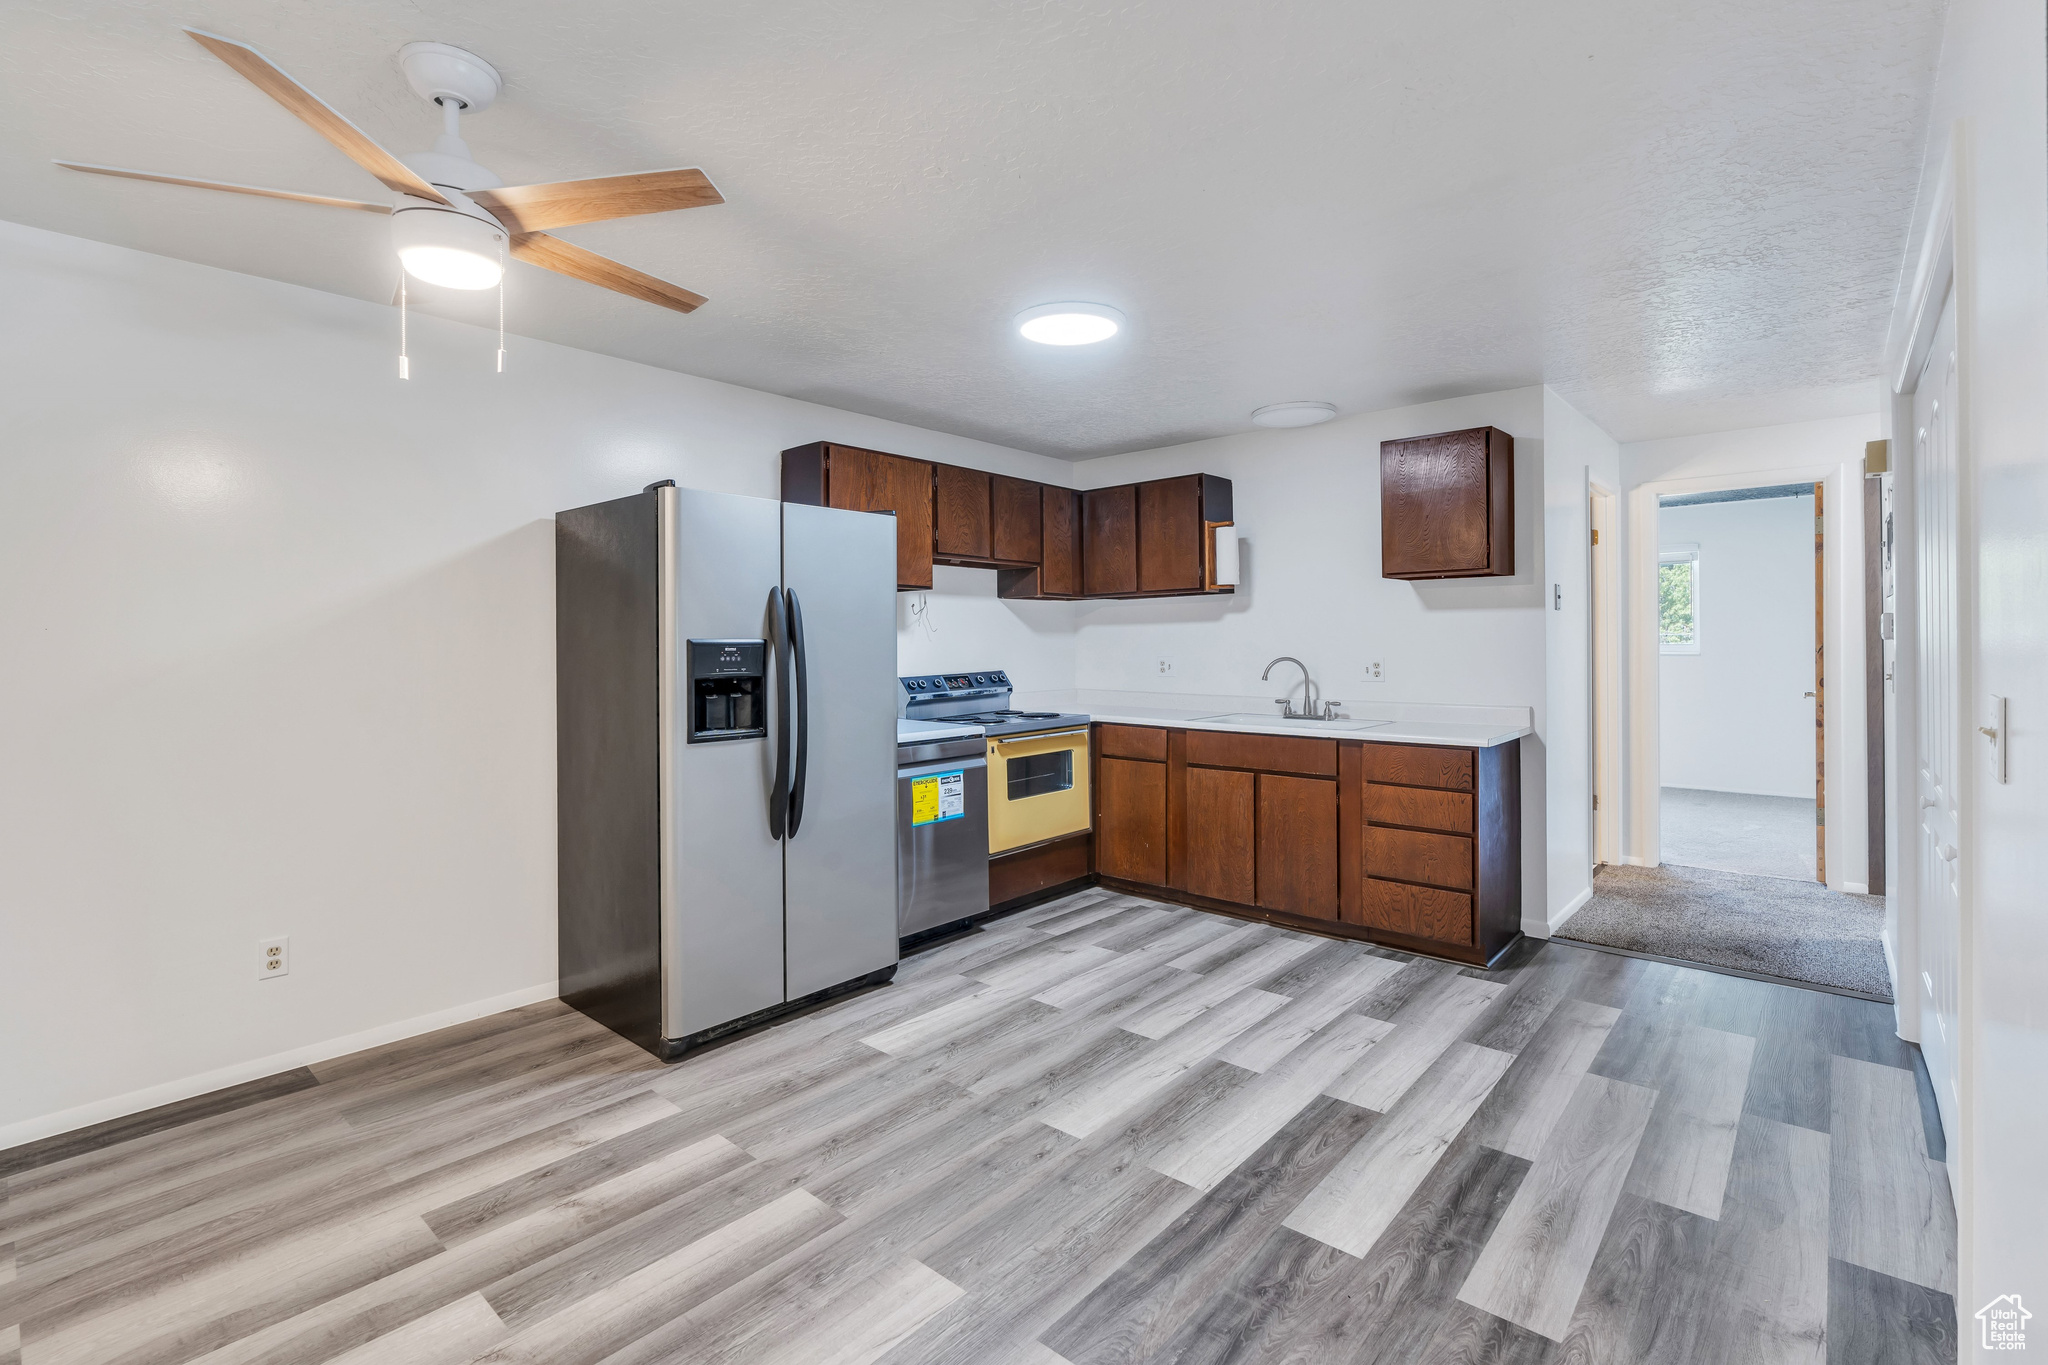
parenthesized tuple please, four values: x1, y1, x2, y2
(663, 487, 788, 1038)
(780, 501, 901, 998)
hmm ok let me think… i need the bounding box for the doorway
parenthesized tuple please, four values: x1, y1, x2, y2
(1654, 483, 1823, 882)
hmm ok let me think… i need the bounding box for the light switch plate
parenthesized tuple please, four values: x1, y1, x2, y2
(259, 936, 289, 980)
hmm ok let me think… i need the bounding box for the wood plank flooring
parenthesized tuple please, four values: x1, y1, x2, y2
(0, 891, 1957, 1364)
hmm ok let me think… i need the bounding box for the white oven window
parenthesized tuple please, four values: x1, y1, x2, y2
(1007, 750, 1074, 800)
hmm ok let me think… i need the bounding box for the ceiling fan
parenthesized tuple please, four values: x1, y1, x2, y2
(58, 30, 722, 313)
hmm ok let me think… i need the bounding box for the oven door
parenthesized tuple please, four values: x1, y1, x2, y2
(986, 728, 1092, 854)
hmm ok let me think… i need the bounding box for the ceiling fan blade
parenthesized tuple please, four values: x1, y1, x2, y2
(510, 233, 707, 313)
(469, 168, 723, 233)
(184, 29, 450, 206)
(55, 161, 390, 214)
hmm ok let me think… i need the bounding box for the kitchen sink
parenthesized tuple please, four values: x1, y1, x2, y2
(1193, 713, 1391, 733)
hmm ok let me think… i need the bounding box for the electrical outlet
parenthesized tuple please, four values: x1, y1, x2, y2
(1157, 658, 1175, 675)
(259, 936, 289, 980)
(1360, 661, 1384, 684)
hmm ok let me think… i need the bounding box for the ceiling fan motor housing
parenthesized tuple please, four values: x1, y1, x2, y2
(398, 42, 502, 112)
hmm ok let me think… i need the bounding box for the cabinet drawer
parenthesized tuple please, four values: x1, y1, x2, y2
(1358, 743, 1474, 791)
(1184, 729, 1338, 777)
(1096, 724, 1167, 761)
(1364, 783, 1474, 835)
(1364, 826, 1473, 891)
(1358, 880, 1473, 946)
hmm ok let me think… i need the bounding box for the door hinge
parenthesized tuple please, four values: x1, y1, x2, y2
(1590, 529, 1600, 545)
(1592, 793, 1599, 810)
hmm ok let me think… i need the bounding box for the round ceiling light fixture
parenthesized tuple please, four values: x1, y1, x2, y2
(1016, 302, 1124, 346)
(1250, 401, 1338, 429)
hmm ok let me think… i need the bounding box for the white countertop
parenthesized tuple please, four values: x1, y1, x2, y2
(1009, 689, 1532, 749)
(897, 718, 985, 744)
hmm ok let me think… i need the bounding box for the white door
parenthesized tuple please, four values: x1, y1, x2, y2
(1912, 286, 1961, 1145)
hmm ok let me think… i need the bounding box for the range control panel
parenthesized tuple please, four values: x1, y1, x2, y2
(899, 671, 1011, 700)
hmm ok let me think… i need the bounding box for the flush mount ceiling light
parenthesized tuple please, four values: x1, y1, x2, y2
(1016, 302, 1124, 346)
(1250, 401, 1338, 428)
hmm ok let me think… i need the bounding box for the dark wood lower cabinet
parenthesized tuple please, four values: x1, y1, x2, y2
(1087, 724, 1521, 967)
(1256, 773, 1338, 920)
(1180, 766, 1254, 903)
(1096, 756, 1167, 885)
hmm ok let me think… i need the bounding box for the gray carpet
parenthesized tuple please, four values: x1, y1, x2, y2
(1562, 863, 1892, 999)
(1661, 786, 1818, 882)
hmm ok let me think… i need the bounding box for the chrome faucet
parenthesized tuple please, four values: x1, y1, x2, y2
(1262, 656, 1341, 719)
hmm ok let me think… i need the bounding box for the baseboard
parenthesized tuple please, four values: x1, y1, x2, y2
(1527, 885, 1593, 940)
(1881, 927, 1914, 1041)
(1840, 881, 1870, 895)
(0, 980, 560, 1152)
(1615, 855, 1658, 867)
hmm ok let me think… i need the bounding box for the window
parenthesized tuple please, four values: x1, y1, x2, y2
(1660, 545, 1700, 654)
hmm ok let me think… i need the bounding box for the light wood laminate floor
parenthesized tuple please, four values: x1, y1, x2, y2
(0, 891, 1958, 1365)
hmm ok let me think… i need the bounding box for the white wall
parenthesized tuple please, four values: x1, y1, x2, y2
(1886, 0, 2048, 1336)
(1618, 412, 1877, 887)
(1657, 495, 1817, 798)
(0, 221, 1075, 1146)
(1064, 388, 1558, 930)
(1541, 390, 1622, 931)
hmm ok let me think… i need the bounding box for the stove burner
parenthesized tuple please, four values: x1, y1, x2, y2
(954, 709, 1061, 722)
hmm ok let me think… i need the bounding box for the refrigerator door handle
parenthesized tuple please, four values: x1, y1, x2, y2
(768, 586, 790, 840)
(787, 587, 810, 837)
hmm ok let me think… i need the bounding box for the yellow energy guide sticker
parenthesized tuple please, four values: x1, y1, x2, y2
(911, 769, 967, 825)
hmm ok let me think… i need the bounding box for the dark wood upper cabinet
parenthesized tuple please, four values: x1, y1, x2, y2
(787, 442, 1228, 599)
(1040, 487, 1082, 596)
(1084, 486, 1139, 596)
(1138, 475, 1203, 593)
(991, 476, 1043, 564)
(782, 442, 935, 590)
(933, 464, 992, 562)
(1380, 426, 1514, 580)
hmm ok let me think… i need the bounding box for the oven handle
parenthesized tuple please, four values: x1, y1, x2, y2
(988, 728, 1090, 749)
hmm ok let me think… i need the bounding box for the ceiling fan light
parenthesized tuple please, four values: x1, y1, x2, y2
(391, 201, 505, 289)
(399, 245, 504, 289)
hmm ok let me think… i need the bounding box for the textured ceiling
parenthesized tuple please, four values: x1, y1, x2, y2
(0, 0, 1945, 455)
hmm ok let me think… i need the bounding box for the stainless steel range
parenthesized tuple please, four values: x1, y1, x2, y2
(900, 672, 1093, 855)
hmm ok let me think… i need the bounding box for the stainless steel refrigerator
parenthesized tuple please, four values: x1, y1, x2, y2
(556, 482, 900, 1058)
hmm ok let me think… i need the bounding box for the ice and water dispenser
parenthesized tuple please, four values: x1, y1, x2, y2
(686, 639, 767, 742)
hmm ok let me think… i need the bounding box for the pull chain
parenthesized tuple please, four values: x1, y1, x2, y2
(496, 240, 506, 373)
(398, 274, 410, 380)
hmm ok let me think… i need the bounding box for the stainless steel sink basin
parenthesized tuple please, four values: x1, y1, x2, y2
(1192, 713, 1390, 733)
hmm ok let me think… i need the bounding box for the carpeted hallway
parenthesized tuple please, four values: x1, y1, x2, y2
(1561, 862, 1891, 999)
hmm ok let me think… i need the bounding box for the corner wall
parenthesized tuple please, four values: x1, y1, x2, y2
(1064, 387, 1559, 932)
(1541, 390, 1623, 933)
(0, 221, 1073, 1146)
